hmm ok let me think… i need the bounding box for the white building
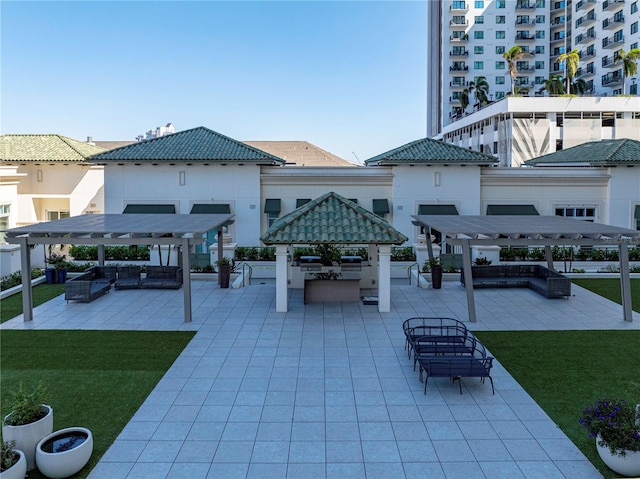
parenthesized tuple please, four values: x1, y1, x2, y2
(427, 0, 640, 137)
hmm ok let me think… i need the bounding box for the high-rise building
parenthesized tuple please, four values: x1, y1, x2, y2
(427, 0, 640, 138)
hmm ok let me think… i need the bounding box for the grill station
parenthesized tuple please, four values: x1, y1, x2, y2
(340, 255, 362, 271)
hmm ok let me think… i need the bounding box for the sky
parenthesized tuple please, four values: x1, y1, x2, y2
(1, 1, 427, 163)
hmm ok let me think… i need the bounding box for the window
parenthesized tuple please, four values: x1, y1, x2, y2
(632, 22, 639, 35)
(536, 15, 545, 23)
(264, 199, 281, 228)
(496, 76, 505, 84)
(535, 61, 544, 69)
(496, 15, 506, 23)
(535, 76, 545, 84)
(633, 42, 639, 50)
(474, 46, 484, 54)
(452, 0, 466, 8)
(536, 0, 545, 6)
(474, 0, 484, 7)
(496, 0, 505, 7)
(496, 45, 505, 54)
(495, 60, 505, 69)
(0, 205, 9, 243)
(47, 211, 70, 221)
(474, 61, 484, 69)
(614, 29, 624, 42)
(632, 83, 638, 95)
(496, 30, 505, 39)
(474, 31, 484, 39)
(535, 30, 545, 38)
(535, 45, 545, 54)
(636, 205, 640, 230)
(555, 207, 596, 222)
(495, 91, 506, 99)
(632, 1, 638, 14)
(475, 16, 484, 23)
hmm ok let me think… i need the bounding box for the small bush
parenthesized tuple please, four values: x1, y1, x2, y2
(0, 269, 44, 291)
(391, 247, 416, 262)
(3, 382, 48, 426)
(68, 245, 149, 261)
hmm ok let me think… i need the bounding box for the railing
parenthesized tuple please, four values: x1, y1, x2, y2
(242, 262, 253, 287)
(602, 15, 623, 29)
(408, 262, 420, 287)
(603, 0, 624, 11)
(602, 35, 624, 48)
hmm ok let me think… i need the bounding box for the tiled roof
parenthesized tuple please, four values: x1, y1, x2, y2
(0, 134, 106, 162)
(524, 139, 640, 166)
(260, 192, 408, 245)
(90, 127, 285, 164)
(243, 141, 357, 167)
(365, 137, 497, 166)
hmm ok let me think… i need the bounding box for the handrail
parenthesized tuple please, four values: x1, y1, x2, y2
(242, 262, 253, 287)
(408, 262, 420, 286)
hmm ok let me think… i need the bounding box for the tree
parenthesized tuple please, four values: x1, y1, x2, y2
(616, 48, 640, 95)
(556, 48, 580, 95)
(460, 88, 471, 114)
(543, 75, 565, 96)
(571, 78, 588, 95)
(502, 46, 530, 96)
(470, 76, 490, 107)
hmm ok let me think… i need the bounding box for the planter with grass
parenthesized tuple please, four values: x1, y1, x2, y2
(1, 383, 53, 471)
(216, 257, 231, 288)
(36, 427, 93, 479)
(0, 441, 27, 479)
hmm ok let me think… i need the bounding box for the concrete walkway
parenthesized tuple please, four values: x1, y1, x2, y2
(3, 279, 638, 478)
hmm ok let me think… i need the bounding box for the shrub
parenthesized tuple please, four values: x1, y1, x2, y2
(391, 247, 416, 262)
(3, 382, 48, 426)
(68, 245, 150, 261)
(0, 269, 44, 291)
(500, 247, 516, 261)
(528, 248, 546, 261)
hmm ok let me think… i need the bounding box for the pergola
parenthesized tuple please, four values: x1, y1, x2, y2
(5, 214, 234, 323)
(411, 215, 640, 323)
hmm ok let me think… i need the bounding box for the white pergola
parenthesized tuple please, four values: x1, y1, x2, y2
(411, 215, 640, 323)
(5, 214, 234, 323)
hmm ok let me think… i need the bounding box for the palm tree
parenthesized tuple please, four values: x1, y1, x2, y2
(502, 46, 530, 96)
(470, 76, 490, 107)
(543, 75, 565, 96)
(571, 78, 588, 95)
(556, 49, 580, 94)
(460, 88, 471, 114)
(616, 48, 640, 95)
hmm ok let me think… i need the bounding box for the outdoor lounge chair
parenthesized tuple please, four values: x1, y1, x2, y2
(115, 266, 142, 290)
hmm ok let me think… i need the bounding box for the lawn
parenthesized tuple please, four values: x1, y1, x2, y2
(475, 278, 640, 479)
(0, 330, 195, 479)
(1, 283, 66, 323)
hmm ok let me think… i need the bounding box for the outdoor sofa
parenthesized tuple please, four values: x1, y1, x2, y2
(460, 264, 571, 298)
(114, 266, 142, 290)
(64, 267, 115, 303)
(139, 266, 183, 289)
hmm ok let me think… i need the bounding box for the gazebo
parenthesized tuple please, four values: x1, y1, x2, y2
(5, 213, 234, 323)
(260, 192, 408, 313)
(412, 215, 640, 322)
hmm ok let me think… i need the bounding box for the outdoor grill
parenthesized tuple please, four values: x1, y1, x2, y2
(299, 255, 322, 271)
(340, 255, 362, 271)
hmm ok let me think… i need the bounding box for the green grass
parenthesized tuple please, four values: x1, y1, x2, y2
(475, 279, 640, 478)
(0, 330, 195, 479)
(1, 284, 65, 323)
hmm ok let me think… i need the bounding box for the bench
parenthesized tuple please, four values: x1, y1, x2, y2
(460, 265, 571, 298)
(403, 317, 471, 360)
(417, 352, 495, 395)
(85, 266, 117, 284)
(65, 270, 112, 303)
(139, 266, 183, 289)
(114, 266, 142, 290)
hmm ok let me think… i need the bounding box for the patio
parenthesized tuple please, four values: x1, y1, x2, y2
(2, 279, 639, 479)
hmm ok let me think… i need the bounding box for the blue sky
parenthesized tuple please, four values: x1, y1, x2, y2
(1, 1, 427, 162)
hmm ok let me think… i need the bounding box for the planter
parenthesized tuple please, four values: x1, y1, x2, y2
(218, 264, 231, 288)
(56, 269, 67, 284)
(2, 405, 53, 471)
(0, 449, 27, 479)
(36, 427, 93, 479)
(45, 268, 56, 285)
(596, 435, 640, 477)
(431, 265, 443, 289)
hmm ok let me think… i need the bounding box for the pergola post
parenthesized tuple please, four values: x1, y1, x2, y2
(378, 245, 391, 313)
(275, 245, 288, 312)
(98, 245, 105, 266)
(619, 243, 633, 322)
(461, 239, 477, 322)
(182, 238, 192, 323)
(19, 236, 33, 322)
(544, 245, 554, 270)
(217, 229, 223, 285)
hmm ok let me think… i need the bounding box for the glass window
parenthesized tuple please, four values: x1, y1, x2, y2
(496, 45, 505, 54)
(496, 0, 505, 7)
(535, 61, 544, 69)
(474, 31, 484, 39)
(536, 15, 545, 23)
(452, 0, 466, 8)
(475, 16, 484, 23)
(496, 61, 505, 69)
(535, 45, 545, 54)
(496, 15, 506, 24)
(536, 0, 546, 6)
(496, 76, 505, 84)
(633, 42, 639, 50)
(535, 76, 545, 84)
(47, 211, 70, 221)
(474, 46, 484, 54)
(495, 91, 506, 99)
(535, 30, 545, 38)
(632, 22, 639, 35)
(555, 207, 596, 222)
(632, 1, 638, 14)
(614, 29, 624, 42)
(475, 0, 484, 7)
(0, 204, 9, 243)
(474, 61, 484, 69)
(496, 31, 505, 39)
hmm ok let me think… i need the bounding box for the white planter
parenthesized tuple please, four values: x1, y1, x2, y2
(596, 436, 640, 477)
(2, 404, 53, 471)
(36, 427, 93, 479)
(0, 449, 27, 479)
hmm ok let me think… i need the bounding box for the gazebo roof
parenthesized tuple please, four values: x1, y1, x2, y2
(260, 192, 408, 244)
(524, 139, 640, 166)
(0, 134, 106, 163)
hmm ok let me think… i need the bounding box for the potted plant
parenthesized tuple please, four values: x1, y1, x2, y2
(428, 257, 443, 289)
(579, 397, 640, 476)
(2, 383, 53, 471)
(216, 257, 232, 288)
(46, 253, 68, 284)
(0, 441, 27, 479)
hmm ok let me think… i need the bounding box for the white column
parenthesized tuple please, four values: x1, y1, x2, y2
(378, 245, 391, 313)
(462, 239, 477, 322)
(182, 238, 192, 323)
(275, 245, 289, 312)
(619, 243, 633, 322)
(19, 236, 33, 322)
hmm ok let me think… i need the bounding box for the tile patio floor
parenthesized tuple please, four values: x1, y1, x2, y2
(3, 278, 639, 479)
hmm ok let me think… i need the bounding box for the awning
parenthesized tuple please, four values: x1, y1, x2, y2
(372, 199, 390, 215)
(635, 205, 640, 219)
(296, 199, 311, 208)
(123, 204, 175, 214)
(418, 204, 459, 215)
(264, 199, 281, 214)
(190, 204, 231, 214)
(487, 204, 539, 215)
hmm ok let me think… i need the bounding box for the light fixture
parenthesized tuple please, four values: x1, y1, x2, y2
(179, 171, 186, 186)
(37, 170, 43, 182)
(434, 172, 441, 187)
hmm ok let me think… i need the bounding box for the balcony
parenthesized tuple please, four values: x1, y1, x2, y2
(602, 0, 624, 11)
(601, 71, 623, 86)
(449, 2, 468, 11)
(579, 48, 596, 60)
(515, 32, 536, 41)
(516, 17, 536, 26)
(449, 96, 462, 104)
(551, 17, 566, 28)
(575, 12, 596, 27)
(602, 35, 624, 49)
(575, 31, 596, 44)
(551, 1, 566, 11)
(449, 19, 469, 28)
(575, 0, 596, 11)
(576, 66, 596, 78)
(517, 65, 536, 72)
(449, 50, 469, 57)
(449, 65, 469, 72)
(449, 80, 468, 88)
(602, 14, 623, 29)
(449, 34, 469, 42)
(515, 1, 536, 9)
(515, 79, 534, 87)
(601, 56, 619, 68)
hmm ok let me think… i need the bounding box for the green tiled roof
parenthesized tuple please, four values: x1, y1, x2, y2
(0, 134, 106, 162)
(90, 126, 285, 164)
(365, 137, 497, 166)
(524, 139, 640, 166)
(260, 192, 408, 245)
